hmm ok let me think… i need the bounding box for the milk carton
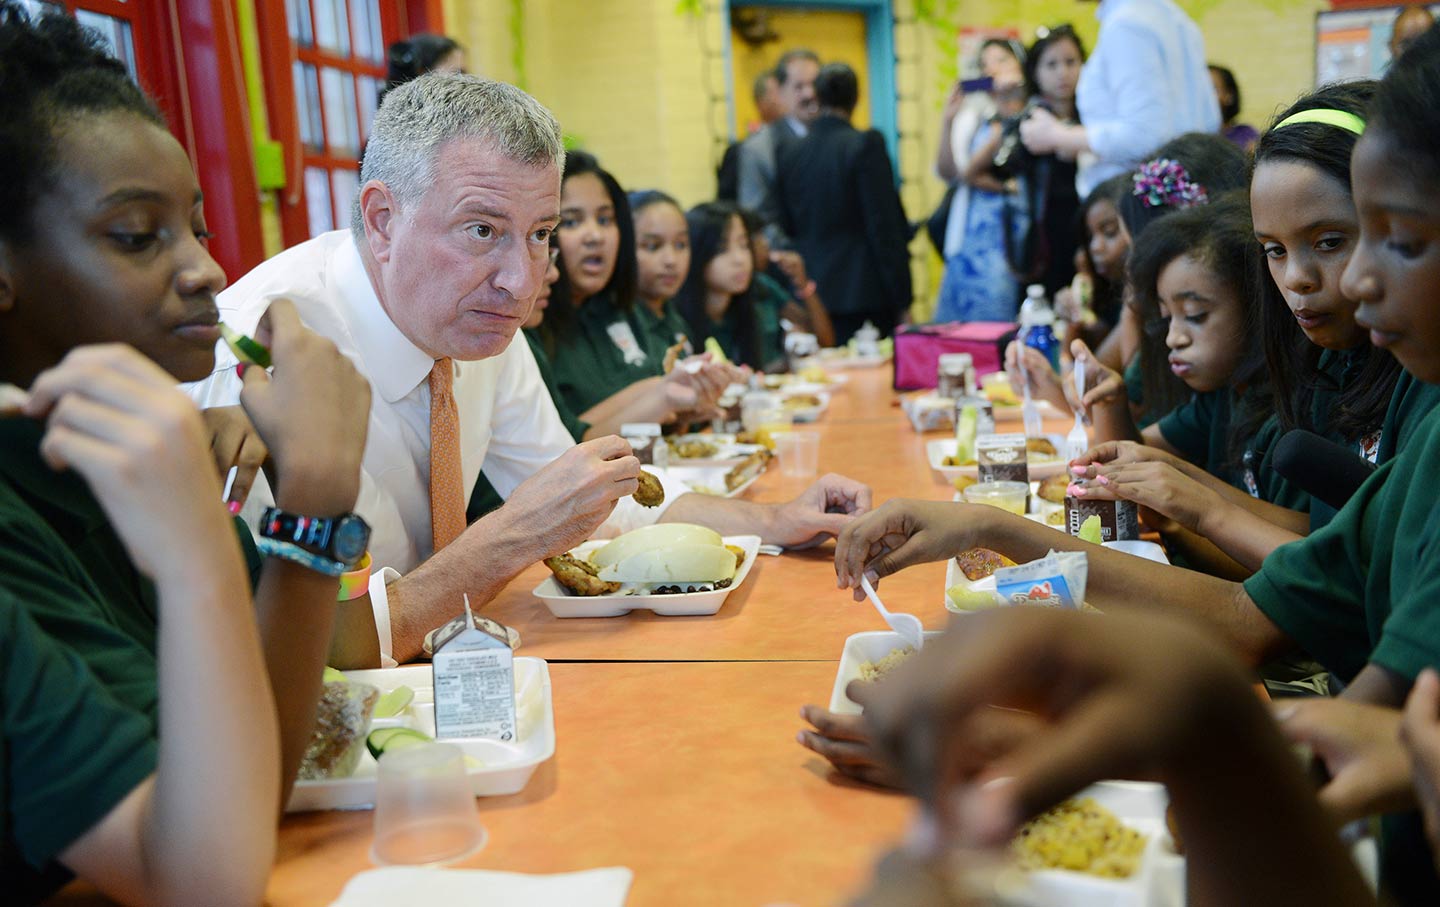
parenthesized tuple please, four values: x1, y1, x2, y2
(431, 596, 517, 742)
(976, 433, 1029, 485)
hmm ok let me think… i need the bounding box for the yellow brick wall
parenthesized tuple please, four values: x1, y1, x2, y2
(443, 0, 1328, 315)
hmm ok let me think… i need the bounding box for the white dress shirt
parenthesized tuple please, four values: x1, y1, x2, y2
(186, 230, 682, 663)
(1075, 0, 1221, 197)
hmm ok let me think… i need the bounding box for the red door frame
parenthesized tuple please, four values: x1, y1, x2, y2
(39, 1, 263, 278)
(171, 0, 267, 280)
(255, 0, 442, 248)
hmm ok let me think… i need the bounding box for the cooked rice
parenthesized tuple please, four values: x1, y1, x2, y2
(1012, 797, 1147, 879)
(858, 647, 914, 682)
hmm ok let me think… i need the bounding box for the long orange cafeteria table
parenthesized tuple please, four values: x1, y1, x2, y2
(45, 365, 1051, 907)
(261, 661, 916, 907)
(483, 365, 1074, 662)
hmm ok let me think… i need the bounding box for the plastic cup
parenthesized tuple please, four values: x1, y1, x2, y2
(962, 480, 1029, 515)
(370, 742, 487, 866)
(773, 431, 821, 478)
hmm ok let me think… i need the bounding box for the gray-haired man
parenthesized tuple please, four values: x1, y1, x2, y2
(188, 73, 872, 666)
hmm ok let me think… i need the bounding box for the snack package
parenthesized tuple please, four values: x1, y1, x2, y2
(994, 550, 1088, 609)
(298, 679, 379, 779)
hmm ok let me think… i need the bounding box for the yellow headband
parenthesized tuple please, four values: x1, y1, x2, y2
(1272, 109, 1366, 136)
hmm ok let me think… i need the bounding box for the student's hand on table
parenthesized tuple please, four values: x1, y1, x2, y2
(201, 405, 268, 512)
(1070, 439, 1181, 478)
(24, 344, 236, 580)
(835, 499, 974, 594)
(237, 298, 369, 516)
(1403, 669, 1440, 855)
(1071, 460, 1213, 535)
(798, 704, 904, 789)
(503, 435, 640, 558)
(1276, 697, 1415, 824)
(1004, 341, 1068, 413)
(849, 607, 1264, 849)
(765, 473, 873, 548)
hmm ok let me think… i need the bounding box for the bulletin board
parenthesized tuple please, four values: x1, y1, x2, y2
(1315, 4, 1440, 84)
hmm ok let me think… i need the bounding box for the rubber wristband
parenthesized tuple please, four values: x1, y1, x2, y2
(336, 552, 372, 601)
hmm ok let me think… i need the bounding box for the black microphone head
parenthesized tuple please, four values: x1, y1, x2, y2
(1271, 429, 1378, 513)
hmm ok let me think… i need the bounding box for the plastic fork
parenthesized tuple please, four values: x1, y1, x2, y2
(1066, 356, 1089, 460)
(861, 574, 924, 652)
(1019, 366, 1043, 440)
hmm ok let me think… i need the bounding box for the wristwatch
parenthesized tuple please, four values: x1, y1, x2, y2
(256, 507, 371, 577)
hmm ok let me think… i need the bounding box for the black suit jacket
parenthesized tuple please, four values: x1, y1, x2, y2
(775, 115, 911, 317)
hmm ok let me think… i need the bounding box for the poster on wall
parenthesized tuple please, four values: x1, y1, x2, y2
(1315, 4, 1440, 84)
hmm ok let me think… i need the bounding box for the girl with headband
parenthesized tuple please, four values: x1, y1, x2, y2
(1070, 82, 1440, 577)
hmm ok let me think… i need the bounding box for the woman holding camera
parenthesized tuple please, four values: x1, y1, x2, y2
(932, 41, 1030, 323)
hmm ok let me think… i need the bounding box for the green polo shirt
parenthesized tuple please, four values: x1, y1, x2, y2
(3, 590, 158, 901)
(546, 291, 663, 415)
(633, 300, 693, 362)
(1245, 415, 1311, 512)
(468, 333, 589, 520)
(686, 279, 788, 373)
(1157, 387, 1274, 492)
(1247, 402, 1440, 902)
(1245, 402, 1440, 684)
(1253, 351, 1440, 531)
(0, 417, 261, 719)
(751, 273, 791, 371)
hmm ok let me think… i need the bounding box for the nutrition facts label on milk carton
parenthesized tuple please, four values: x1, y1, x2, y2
(431, 598, 517, 741)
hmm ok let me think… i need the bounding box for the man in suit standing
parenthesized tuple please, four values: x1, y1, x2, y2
(717, 70, 784, 200)
(776, 62, 911, 342)
(737, 48, 819, 245)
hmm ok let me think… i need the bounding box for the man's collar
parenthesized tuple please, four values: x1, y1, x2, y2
(333, 235, 437, 403)
(786, 116, 809, 137)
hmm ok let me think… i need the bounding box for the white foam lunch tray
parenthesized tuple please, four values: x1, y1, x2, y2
(662, 463, 765, 498)
(531, 534, 761, 618)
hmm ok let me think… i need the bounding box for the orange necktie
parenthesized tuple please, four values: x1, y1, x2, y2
(428, 358, 465, 554)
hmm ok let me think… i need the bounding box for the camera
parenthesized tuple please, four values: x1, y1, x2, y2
(992, 98, 1050, 180)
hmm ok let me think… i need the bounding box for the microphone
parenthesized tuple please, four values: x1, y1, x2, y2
(1271, 429, 1378, 513)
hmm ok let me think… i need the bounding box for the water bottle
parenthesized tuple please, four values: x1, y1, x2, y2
(1020, 284, 1060, 372)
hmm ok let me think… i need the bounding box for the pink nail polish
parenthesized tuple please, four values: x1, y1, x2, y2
(235, 362, 247, 380)
(227, 500, 243, 515)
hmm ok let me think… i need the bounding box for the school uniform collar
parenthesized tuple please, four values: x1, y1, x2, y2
(331, 234, 440, 404)
(0, 416, 109, 534)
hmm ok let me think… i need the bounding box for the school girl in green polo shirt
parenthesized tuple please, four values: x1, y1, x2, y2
(539, 152, 667, 412)
(0, 7, 371, 899)
(833, 30, 1440, 898)
(1073, 83, 1440, 575)
(629, 190, 697, 358)
(673, 202, 787, 372)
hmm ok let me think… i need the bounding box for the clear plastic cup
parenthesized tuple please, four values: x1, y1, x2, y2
(962, 481, 1029, 515)
(773, 431, 821, 478)
(370, 742, 487, 866)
